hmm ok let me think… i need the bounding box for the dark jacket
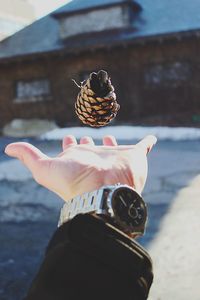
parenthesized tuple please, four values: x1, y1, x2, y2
(25, 214, 153, 300)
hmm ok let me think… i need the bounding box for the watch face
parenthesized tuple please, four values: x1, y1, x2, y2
(111, 187, 147, 234)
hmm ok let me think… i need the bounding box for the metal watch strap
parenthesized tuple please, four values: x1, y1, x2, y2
(58, 187, 109, 227)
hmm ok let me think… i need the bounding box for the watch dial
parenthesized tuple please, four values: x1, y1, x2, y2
(111, 187, 146, 231)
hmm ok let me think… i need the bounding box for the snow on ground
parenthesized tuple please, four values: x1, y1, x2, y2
(148, 174, 200, 300)
(0, 159, 32, 181)
(41, 126, 200, 141)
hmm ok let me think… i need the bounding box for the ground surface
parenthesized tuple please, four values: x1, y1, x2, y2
(0, 137, 200, 300)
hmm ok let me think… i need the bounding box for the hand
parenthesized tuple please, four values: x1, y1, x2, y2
(5, 135, 157, 202)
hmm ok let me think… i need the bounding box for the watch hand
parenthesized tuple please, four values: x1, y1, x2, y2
(119, 195, 127, 207)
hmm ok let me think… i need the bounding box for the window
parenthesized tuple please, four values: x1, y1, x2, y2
(144, 62, 192, 87)
(14, 79, 51, 103)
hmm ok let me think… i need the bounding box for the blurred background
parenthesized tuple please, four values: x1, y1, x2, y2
(0, 1, 200, 299)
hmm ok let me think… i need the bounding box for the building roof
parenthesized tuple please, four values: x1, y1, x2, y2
(1, 0, 200, 62)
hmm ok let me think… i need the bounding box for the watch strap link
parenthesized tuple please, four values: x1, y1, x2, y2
(58, 188, 105, 227)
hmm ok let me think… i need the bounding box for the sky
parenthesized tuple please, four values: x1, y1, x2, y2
(29, 0, 71, 18)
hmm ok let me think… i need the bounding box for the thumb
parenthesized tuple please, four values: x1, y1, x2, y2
(136, 135, 157, 154)
(5, 142, 49, 178)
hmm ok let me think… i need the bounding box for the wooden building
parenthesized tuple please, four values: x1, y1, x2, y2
(1, 0, 200, 128)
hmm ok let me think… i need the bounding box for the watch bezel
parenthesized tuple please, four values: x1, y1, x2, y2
(107, 185, 147, 235)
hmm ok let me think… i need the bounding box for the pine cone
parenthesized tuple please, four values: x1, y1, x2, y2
(75, 70, 120, 127)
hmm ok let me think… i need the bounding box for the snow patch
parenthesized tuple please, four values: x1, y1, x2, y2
(3, 119, 58, 138)
(41, 126, 200, 141)
(0, 159, 32, 181)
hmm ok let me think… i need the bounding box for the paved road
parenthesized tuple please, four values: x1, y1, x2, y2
(0, 138, 200, 299)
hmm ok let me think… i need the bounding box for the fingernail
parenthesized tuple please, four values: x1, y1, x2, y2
(4, 144, 14, 156)
(4, 145, 9, 155)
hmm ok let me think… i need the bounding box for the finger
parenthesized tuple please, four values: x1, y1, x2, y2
(103, 135, 118, 146)
(4, 142, 49, 176)
(62, 135, 77, 151)
(79, 136, 95, 145)
(136, 135, 157, 154)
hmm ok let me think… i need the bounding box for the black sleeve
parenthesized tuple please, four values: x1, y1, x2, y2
(24, 214, 153, 300)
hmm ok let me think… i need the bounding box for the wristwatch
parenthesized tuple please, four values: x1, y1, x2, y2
(58, 184, 147, 236)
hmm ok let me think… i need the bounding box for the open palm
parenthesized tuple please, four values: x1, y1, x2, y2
(5, 135, 156, 201)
